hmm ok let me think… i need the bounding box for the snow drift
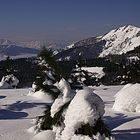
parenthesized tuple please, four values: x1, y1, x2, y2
(28, 82, 54, 103)
(113, 83, 140, 112)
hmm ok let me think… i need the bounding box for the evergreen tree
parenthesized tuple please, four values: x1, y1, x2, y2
(69, 60, 101, 88)
(33, 47, 60, 99)
(3, 56, 13, 75)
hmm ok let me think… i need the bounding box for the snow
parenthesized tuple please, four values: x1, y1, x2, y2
(0, 85, 140, 140)
(66, 43, 75, 49)
(0, 74, 19, 89)
(61, 87, 105, 140)
(0, 88, 48, 140)
(113, 83, 140, 112)
(81, 67, 105, 78)
(28, 89, 53, 103)
(99, 25, 140, 57)
(31, 130, 55, 140)
(28, 81, 54, 103)
(51, 78, 74, 117)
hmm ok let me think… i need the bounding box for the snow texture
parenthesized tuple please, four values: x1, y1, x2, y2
(0, 74, 19, 89)
(100, 25, 140, 57)
(51, 78, 74, 117)
(1, 85, 140, 140)
(113, 83, 140, 112)
(31, 130, 55, 140)
(61, 87, 105, 140)
(28, 89, 53, 103)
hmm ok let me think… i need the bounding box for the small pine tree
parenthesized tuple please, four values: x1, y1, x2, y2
(4, 56, 13, 75)
(34, 47, 61, 99)
(69, 64, 100, 88)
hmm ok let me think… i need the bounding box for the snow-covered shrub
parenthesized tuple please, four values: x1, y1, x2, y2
(0, 74, 19, 89)
(30, 79, 112, 140)
(113, 83, 140, 112)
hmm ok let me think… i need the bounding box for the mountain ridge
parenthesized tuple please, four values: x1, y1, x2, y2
(56, 25, 140, 61)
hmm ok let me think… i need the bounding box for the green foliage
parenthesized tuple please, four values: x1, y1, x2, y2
(75, 118, 111, 138)
(3, 56, 13, 75)
(34, 47, 61, 99)
(52, 101, 71, 126)
(38, 47, 60, 80)
(39, 106, 53, 130)
(38, 101, 71, 131)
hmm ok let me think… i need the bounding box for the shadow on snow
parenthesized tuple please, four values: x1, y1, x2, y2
(104, 113, 140, 140)
(5, 101, 49, 111)
(0, 95, 6, 99)
(0, 109, 28, 119)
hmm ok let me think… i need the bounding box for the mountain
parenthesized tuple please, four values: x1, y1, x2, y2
(0, 39, 65, 60)
(17, 41, 65, 50)
(100, 25, 140, 57)
(56, 25, 140, 61)
(0, 39, 38, 60)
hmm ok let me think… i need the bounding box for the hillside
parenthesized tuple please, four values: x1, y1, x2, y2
(56, 25, 140, 61)
(0, 39, 38, 60)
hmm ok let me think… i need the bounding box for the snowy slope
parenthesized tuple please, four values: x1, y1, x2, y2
(56, 25, 140, 60)
(100, 25, 140, 57)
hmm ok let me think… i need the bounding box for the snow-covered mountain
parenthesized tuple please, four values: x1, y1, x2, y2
(100, 25, 140, 57)
(56, 25, 140, 60)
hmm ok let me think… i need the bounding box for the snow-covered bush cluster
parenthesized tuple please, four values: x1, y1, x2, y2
(0, 74, 19, 89)
(29, 79, 112, 140)
(113, 83, 140, 112)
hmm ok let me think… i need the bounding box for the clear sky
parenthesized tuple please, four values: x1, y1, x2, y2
(0, 0, 140, 43)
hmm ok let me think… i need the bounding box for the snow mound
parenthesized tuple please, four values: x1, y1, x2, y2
(61, 87, 105, 140)
(113, 83, 140, 112)
(31, 130, 55, 140)
(28, 89, 53, 103)
(0, 74, 19, 89)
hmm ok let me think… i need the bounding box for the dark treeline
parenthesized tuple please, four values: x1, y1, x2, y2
(0, 52, 140, 88)
(0, 57, 38, 87)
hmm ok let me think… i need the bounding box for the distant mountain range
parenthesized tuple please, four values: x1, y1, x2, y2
(56, 25, 140, 61)
(1, 25, 140, 61)
(0, 39, 65, 60)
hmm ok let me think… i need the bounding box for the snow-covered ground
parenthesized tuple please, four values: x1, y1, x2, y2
(0, 85, 140, 140)
(0, 88, 48, 140)
(81, 67, 105, 78)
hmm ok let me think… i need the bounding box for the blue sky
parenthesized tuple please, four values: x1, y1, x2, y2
(0, 0, 140, 43)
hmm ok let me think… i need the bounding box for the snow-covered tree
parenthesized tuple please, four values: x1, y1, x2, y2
(3, 56, 13, 75)
(30, 79, 112, 140)
(28, 47, 60, 100)
(69, 64, 101, 89)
